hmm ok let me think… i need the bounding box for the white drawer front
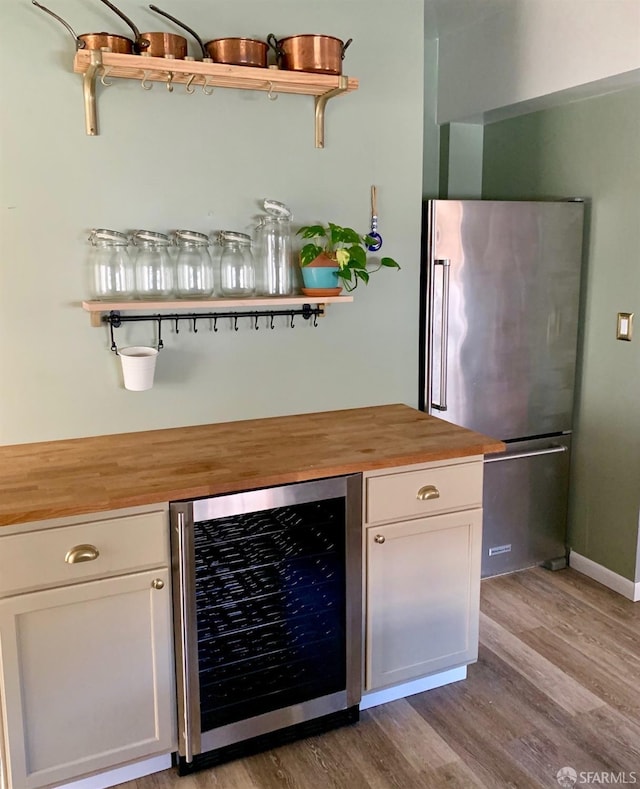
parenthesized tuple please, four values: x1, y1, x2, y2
(365, 461, 483, 524)
(0, 511, 169, 597)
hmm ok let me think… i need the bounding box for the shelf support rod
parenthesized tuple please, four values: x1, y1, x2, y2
(314, 75, 348, 149)
(82, 49, 103, 136)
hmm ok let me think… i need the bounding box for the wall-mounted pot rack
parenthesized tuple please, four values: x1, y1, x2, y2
(82, 296, 352, 350)
(73, 50, 358, 148)
(104, 306, 322, 353)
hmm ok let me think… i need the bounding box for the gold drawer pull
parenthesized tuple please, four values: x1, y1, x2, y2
(65, 544, 100, 564)
(374, 535, 386, 544)
(417, 485, 440, 501)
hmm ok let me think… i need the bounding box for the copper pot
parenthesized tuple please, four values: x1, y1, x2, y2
(205, 38, 268, 68)
(97, 0, 187, 57)
(149, 5, 267, 67)
(137, 32, 187, 59)
(32, 1, 134, 53)
(267, 33, 352, 75)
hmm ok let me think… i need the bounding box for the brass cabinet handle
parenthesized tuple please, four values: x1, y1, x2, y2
(65, 544, 100, 564)
(374, 534, 386, 544)
(152, 578, 165, 590)
(417, 485, 440, 501)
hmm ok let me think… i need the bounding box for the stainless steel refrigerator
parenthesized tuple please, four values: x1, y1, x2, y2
(419, 199, 584, 577)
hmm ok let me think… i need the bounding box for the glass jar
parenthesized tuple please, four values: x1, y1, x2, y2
(86, 229, 134, 300)
(173, 230, 214, 298)
(132, 230, 174, 299)
(218, 231, 255, 297)
(253, 199, 294, 296)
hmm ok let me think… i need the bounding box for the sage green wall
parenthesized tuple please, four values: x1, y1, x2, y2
(482, 87, 640, 582)
(422, 38, 439, 197)
(444, 123, 483, 199)
(0, 0, 424, 444)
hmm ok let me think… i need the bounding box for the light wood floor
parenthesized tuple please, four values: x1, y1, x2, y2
(120, 567, 640, 788)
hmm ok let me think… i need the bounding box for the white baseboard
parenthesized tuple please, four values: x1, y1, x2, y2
(360, 666, 467, 710)
(57, 754, 172, 789)
(569, 551, 640, 602)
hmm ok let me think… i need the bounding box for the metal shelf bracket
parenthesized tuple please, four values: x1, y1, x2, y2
(83, 49, 103, 136)
(74, 52, 357, 144)
(314, 75, 349, 148)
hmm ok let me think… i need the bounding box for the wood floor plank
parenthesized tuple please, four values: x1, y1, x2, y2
(405, 645, 575, 787)
(479, 613, 605, 714)
(369, 698, 463, 771)
(505, 727, 613, 786)
(315, 710, 434, 789)
(116, 567, 640, 789)
(244, 727, 373, 789)
(116, 760, 260, 789)
(368, 699, 488, 788)
(576, 706, 640, 773)
(479, 577, 547, 634)
(407, 684, 543, 788)
(506, 570, 640, 654)
(410, 643, 616, 787)
(530, 567, 640, 625)
(517, 625, 640, 722)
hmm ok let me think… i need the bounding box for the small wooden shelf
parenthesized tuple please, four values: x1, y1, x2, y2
(82, 296, 353, 326)
(73, 50, 358, 147)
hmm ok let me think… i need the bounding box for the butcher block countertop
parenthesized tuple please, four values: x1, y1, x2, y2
(0, 404, 504, 527)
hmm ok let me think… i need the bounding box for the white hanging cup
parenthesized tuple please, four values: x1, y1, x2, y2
(119, 346, 158, 391)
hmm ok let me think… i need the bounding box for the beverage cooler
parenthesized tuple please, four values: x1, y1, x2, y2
(169, 475, 362, 773)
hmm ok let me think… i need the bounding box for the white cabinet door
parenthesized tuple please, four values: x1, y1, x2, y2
(365, 509, 482, 691)
(0, 569, 174, 789)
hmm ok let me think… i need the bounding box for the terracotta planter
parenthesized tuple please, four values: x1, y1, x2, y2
(300, 253, 342, 295)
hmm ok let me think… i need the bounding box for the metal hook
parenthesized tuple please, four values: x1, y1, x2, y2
(254, 315, 260, 330)
(202, 77, 214, 96)
(313, 313, 318, 327)
(109, 320, 118, 354)
(192, 316, 198, 333)
(185, 74, 196, 94)
(100, 66, 113, 87)
(166, 72, 174, 92)
(174, 317, 180, 334)
(233, 316, 239, 332)
(267, 82, 278, 101)
(141, 71, 153, 90)
(157, 318, 164, 351)
(270, 315, 275, 330)
(290, 314, 295, 329)
(213, 316, 218, 333)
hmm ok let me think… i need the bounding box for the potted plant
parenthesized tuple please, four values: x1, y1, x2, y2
(297, 222, 400, 293)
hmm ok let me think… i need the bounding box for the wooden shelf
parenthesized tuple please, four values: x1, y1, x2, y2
(82, 296, 353, 326)
(73, 50, 358, 146)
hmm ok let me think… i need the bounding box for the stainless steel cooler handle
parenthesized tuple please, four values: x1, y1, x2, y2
(177, 511, 194, 764)
(431, 259, 450, 411)
(485, 445, 568, 463)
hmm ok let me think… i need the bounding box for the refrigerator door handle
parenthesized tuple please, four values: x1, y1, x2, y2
(484, 444, 568, 463)
(431, 259, 450, 411)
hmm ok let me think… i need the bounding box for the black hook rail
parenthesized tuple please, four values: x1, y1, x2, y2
(105, 306, 321, 353)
